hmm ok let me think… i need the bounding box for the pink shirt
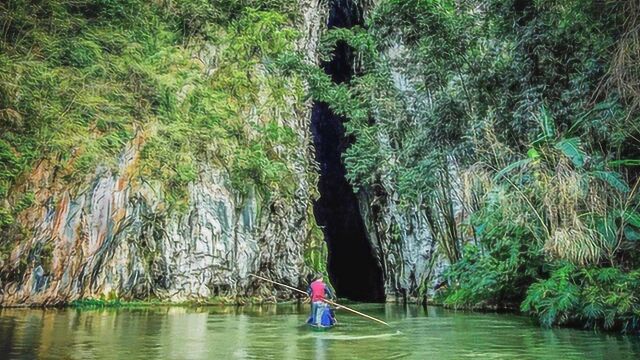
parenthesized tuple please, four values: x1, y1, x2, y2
(310, 280, 327, 302)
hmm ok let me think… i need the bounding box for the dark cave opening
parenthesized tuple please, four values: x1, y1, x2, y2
(310, 0, 385, 302)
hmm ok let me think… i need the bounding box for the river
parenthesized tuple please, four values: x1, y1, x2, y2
(1, 304, 638, 359)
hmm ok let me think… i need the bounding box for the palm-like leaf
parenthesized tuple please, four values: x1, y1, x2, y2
(590, 170, 630, 193)
(555, 137, 585, 168)
(619, 209, 640, 227)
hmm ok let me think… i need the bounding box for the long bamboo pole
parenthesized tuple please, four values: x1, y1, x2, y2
(249, 274, 391, 327)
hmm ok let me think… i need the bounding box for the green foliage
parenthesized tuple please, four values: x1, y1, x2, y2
(0, 0, 321, 292)
(318, 0, 635, 200)
(300, 0, 640, 332)
(70, 298, 161, 308)
(0, 0, 305, 227)
(521, 263, 640, 332)
(554, 137, 584, 168)
(304, 220, 328, 275)
(438, 201, 544, 308)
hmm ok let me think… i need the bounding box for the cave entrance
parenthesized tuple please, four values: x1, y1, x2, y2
(310, 0, 385, 302)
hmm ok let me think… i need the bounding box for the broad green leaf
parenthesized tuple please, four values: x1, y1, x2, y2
(555, 137, 585, 168)
(623, 225, 640, 241)
(590, 170, 630, 193)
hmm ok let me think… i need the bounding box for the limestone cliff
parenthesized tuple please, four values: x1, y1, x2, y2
(0, 0, 327, 306)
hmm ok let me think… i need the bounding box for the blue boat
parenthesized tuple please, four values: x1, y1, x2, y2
(306, 302, 336, 329)
(307, 322, 335, 330)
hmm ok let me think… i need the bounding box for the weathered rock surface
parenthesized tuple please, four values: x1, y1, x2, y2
(357, 41, 462, 301)
(0, 1, 327, 306)
(0, 0, 459, 306)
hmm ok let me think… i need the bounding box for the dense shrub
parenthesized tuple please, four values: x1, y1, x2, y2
(522, 263, 640, 332)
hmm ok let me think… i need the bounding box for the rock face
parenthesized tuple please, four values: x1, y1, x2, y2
(0, 1, 327, 306)
(358, 163, 463, 301)
(2, 144, 313, 305)
(358, 189, 438, 300)
(0, 0, 460, 306)
(356, 41, 462, 301)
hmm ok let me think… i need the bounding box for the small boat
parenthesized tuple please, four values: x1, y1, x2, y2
(307, 322, 335, 331)
(306, 303, 336, 330)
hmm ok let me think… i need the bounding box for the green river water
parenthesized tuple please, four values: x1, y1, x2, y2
(1, 304, 639, 359)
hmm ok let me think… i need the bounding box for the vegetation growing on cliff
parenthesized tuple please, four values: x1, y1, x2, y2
(3, 0, 640, 333)
(0, 0, 318, 263)
(296, 0, 640, 332)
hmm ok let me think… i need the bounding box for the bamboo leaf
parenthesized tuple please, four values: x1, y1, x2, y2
(537, 106, 556, 142)
(607, 159, 640, 167)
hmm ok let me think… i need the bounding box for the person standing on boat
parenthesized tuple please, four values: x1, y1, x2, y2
(307, 274, 335, 326)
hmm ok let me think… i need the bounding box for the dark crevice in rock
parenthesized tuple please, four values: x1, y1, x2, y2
(310, 0, 385, 302)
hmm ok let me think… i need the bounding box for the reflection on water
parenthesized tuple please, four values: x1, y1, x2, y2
(1, 304, 639, 359)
